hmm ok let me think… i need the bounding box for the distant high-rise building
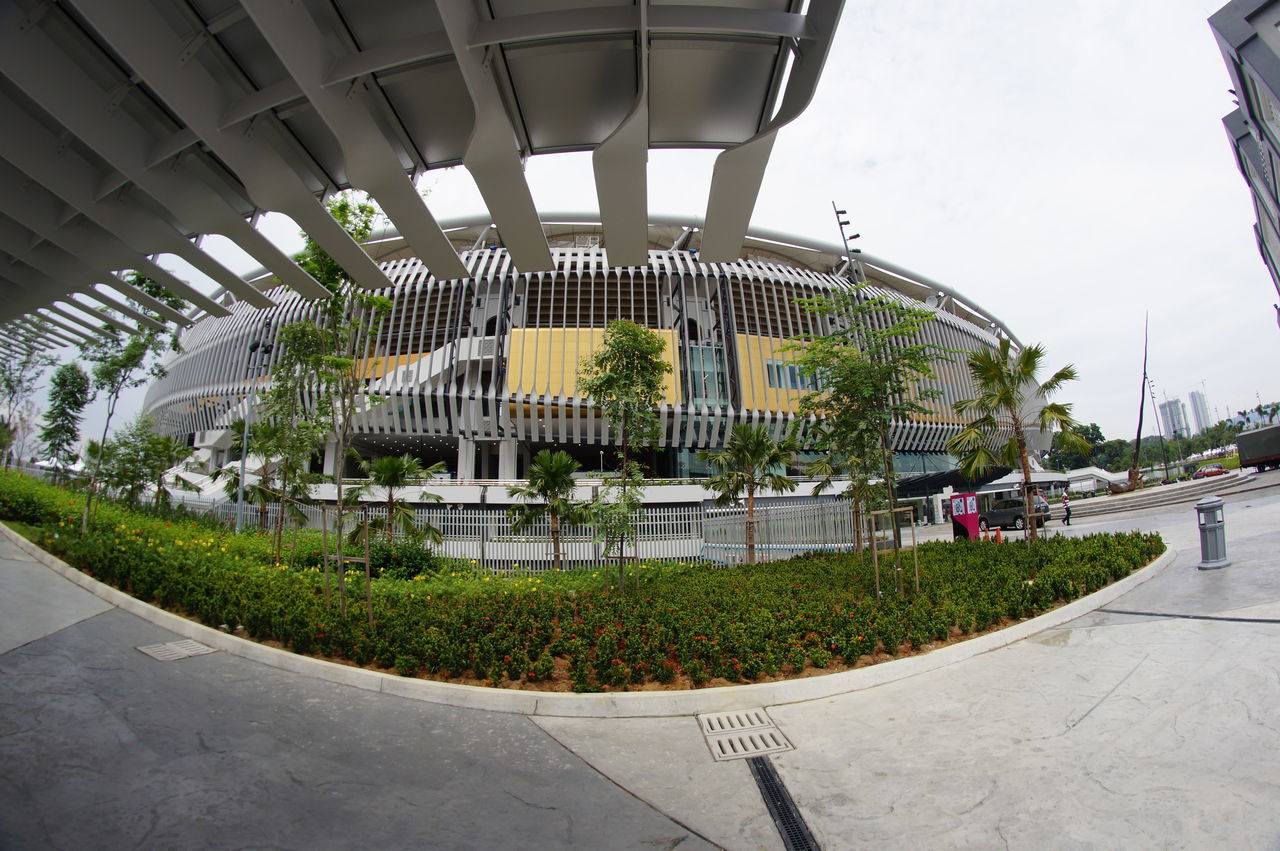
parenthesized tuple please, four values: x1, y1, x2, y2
(1159, 398, 1191, 440)
(1189, 390, 1212, 434)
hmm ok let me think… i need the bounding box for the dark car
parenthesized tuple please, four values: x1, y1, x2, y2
(1192, 463, 1228, 479)
(979, 496, 1049, 531)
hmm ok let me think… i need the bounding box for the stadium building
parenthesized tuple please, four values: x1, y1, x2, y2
(142, 214, 1021, 487)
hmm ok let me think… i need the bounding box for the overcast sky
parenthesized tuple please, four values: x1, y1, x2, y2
(57, 0, 1280, 448)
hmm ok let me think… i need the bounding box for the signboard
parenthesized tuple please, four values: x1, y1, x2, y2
(951, 492, 979, 540)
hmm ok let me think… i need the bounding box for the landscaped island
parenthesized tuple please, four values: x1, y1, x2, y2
(1, 471, 1164, 692)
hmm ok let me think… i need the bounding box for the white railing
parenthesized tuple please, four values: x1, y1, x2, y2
(702, 501, 860, 565)
(127, 490, 868, 571)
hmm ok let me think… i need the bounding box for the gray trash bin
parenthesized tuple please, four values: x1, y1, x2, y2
(1195, 496, 1230, 570)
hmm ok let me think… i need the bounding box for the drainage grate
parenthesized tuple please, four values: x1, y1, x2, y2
(136, 639, 217, 662)
(748, 756, 820, 851)
(698, 710, 793, 761)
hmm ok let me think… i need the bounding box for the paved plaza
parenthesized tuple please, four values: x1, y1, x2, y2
(3, 473, 1279, 849)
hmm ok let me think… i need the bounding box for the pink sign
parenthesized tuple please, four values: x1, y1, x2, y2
(950, 492, 979, 540)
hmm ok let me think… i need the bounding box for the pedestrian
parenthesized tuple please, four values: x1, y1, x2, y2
(1061, 492, 1071, 526)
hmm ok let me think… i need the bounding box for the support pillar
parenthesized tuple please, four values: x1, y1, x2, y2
(322, 439, 340, 478)
(498, 439, 518, 481)
(457, 437, 476, 481)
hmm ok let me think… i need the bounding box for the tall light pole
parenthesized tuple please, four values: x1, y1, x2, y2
(235, 332, 273, 533)
(832, 201, 863, 283)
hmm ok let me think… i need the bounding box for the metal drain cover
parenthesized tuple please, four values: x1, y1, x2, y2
(698, 710, 794, 761)
(136, 639, 217, 661)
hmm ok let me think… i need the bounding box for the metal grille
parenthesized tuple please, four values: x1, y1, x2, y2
(698, 710, 793, 762)
(136, 640, 217, 662)
(748, 756, 820, 851)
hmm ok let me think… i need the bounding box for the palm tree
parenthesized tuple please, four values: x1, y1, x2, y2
(507, 449, 583, 571)
(946, 339, 1090, 542)
(148, 434, 197, 510)
(358, 453, 446, 543)
(699, 423, 799, 564)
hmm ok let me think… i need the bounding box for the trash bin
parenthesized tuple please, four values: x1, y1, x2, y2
(1195, 496, 1230, 570)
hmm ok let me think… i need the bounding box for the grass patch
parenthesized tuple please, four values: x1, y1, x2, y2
(1, 471, 1165, 691)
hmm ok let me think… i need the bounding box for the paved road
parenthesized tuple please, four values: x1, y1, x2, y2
(3, 473, 1279, 849)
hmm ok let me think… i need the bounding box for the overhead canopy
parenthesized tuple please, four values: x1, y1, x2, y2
(0, 0, 843, 349)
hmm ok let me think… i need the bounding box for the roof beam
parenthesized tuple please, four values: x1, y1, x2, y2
(436, 0, 554, 273)
(44, 302, 139, 338)
(14, 316, 84, 349)
(700, 0, 844, 262)
(0, 5, 323, 304)
(37, 307, 127, 341)
(470, 6, 809, 49)
(0, 158, 228, 318)
(0, 92, 273, 308)
(70, 290, 168, 333)
(592, 5, 649, 267)
(238, 0, 469, 283)
(96, 277, 193, 328)
(62, 0, 353, 299)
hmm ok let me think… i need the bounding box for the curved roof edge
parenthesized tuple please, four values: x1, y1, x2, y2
(242, 210, 1021, 347)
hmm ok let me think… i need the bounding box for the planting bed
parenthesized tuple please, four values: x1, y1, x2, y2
(1, 471, 1165, 692)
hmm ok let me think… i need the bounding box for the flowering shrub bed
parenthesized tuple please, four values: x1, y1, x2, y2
(1, 472, 1165, 691)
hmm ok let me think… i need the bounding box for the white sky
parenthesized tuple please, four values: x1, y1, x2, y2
(56, 0, 1280, 448)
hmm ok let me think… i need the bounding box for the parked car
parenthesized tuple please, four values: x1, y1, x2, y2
(1192, 463, 1228, 479)
(978, 496, 1049, 531)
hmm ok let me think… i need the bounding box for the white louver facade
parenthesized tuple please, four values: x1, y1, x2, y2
(143, 219, 1014, 480)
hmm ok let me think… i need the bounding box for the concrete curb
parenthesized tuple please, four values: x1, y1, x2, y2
(1, 521, 1177, 718)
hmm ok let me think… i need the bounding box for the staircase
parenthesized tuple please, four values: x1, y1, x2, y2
(1055, 470, 1259, 522)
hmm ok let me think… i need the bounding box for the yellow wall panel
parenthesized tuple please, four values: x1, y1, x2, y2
(507, 328, 681, 404)
(735, 334, 805, 414)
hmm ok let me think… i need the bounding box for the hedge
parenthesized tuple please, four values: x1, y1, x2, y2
(0, 471, 1165, 691)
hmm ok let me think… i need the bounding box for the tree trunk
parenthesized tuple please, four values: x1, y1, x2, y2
(1015, 424, 1037, 543)
(881, 437, 901, 549)
(550, 511, 562, 572)
(745, 484, 756, 565)
(81, 396, 119, 533)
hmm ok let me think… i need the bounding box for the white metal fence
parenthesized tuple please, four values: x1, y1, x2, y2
(25, 478, 870, 571)
(702, 501, 861, 565)
(166, 495, 710, 571)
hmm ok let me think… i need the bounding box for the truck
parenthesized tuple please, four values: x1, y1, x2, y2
(1237, 424, 1280, 472)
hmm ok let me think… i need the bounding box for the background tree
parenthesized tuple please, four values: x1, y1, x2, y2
(39, 363, 93, 480)
(0, 418, 14, 468)
(508, 449, 584, 572)
(79, 273, 186, 529)
(212, 418, 282, 530)
(7, 400, 43, 468)
(699, 423, 798, 565)
(0, 348, 55, 467)
(272, 193, 391, 615)
(146, 430, 197, 511)
(1046, 422, 1105, 470)
(353, 454, 445, 543)
(255, 321, 330, 563)
(790, 285, 946, 545)
(947, 339, 1090, 542)
(578, 319, 672, 587)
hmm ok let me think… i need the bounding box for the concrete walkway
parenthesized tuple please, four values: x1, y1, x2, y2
(3, 474, 1279, 849)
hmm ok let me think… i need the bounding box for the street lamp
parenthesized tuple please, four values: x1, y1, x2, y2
(235, 331, 273, 533)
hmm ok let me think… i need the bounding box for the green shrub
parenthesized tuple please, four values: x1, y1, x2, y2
(0, 472, 1166, 693)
